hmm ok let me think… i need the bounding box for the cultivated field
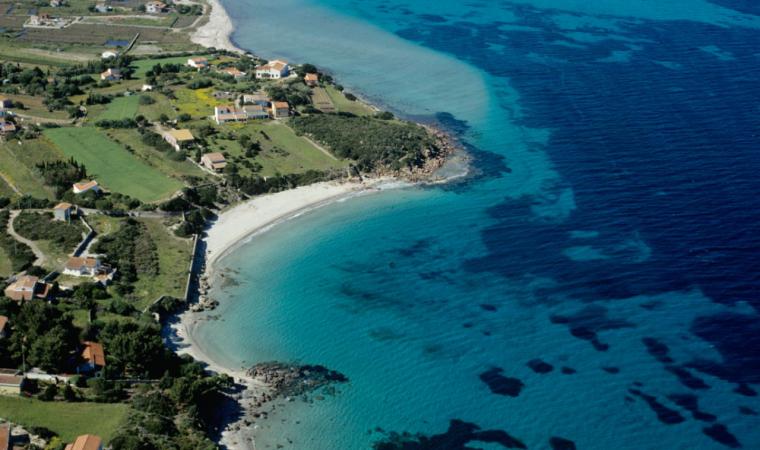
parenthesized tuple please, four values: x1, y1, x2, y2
(44, 127, 184, 202)
(96, 95, 140, 121)
(310, 87, 336, 113)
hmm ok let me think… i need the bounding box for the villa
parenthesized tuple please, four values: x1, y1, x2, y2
(78, 342, 106, 374)
(214, 105, 268, 124)
(65, 435, 103, 450)
(100, 68, 122, 81)
(53, 202, 78, 221)
(164, 128, 195, 151)
(221, 67, 247, 80)
(187, 57, 209, 69)
(305, 73, 319, 87)
(0, 122, 16, 135)
(201, 152, 227, 172)
(0, 370, 23, 396)
(272, 101, 290, 119)
(255, 60, 289, 79)
(0, 315, 7, 339)
(63, 256, 114, 285)
(4, 276, 43, 302)
(145, 1, 167, 14)
(72, 180, 100, 194)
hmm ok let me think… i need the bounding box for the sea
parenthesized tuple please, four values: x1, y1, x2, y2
(191, 0, 760, 448)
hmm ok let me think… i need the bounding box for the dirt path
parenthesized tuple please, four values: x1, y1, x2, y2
(6, 210, 46, 267)
(0, 172, 21, 195)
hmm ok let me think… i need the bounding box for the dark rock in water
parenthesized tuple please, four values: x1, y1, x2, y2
(666, 365, 710, 390)
(739, 406, 757, 416)
(702, 424, 741, 448)
(689, 313, 760, 385)
(550, 436, 577, 450)
(603, 366, 620, 374)
(734, 383, 757, 397)
(479, 367, 525, 397)
(247, 362, 348, 400)
(372, 419, 527, 449)
(462, 322, 474, 328)
(629, 389, 685, 425)
(550, 305, 633, 352)
(561, 366, 577, 375)
(642, 337, 674, 363)
(667, 393, 716, 422)
(528, 359, 554, 374)
(480, 303, 498, 312)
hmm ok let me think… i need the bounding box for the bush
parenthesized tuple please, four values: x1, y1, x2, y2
(138, 95, 155, 105)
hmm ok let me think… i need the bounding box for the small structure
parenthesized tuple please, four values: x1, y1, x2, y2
(187, 57, 209, 69)
(271, 101, 290, 119)
(53, 202, 77, 221)
(78, 342, 105, 374)
(245, 104, 270, 120)
(64, 256, 100, 276)
(214, 105, 266, 124)
(0, 316, 7, 339)
(0, 98, 12, 110)
(50, 0, 66, 6)
(255, 60, 289, 79)
(145, 1, 167, 14)
(221, 67, 246, 80)
(94, 3, 111, 13)
(304, 73, 319, 87)
(100, 68, 122, 81)
(4, 276, 40, 302)
(0, 122, 16, 136)
(65, 434, 103, 450)
(0, 370, 23, 396)
(0, 422, 9, 450)
(201, 152, 227, 172)
(141, 84, 153, 92)
(72, 180, 100, 194)
(242, 92, 269, 106)
(101, 51, 118, 60)
(163, 129, 195, 151)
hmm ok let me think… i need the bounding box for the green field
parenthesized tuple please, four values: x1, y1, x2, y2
(0, 396, 128, 443)
(0, 247, 13, 277)
(44, 127, 184, 203)
(106, 129, 210, 180)
(132, 54, 212, 78)
(96, 96, 140, 121)
(324, 85, 376, 116)
(0, 139, 59, 199)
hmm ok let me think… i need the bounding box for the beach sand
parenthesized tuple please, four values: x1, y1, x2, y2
(191, 0, 241, 52)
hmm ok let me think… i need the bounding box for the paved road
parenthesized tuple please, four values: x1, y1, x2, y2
(6, 210, 46, 267)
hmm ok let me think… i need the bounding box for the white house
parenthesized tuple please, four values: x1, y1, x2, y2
(141, 84, 153, 92)
(255, 60, 289, 79)
(100, 68, 122, 81)
(163, 129, 195, 151)
(53, 202, 77, 221)
(187, 57, 209, 69)
(145, 1, 167, 14)
(72, 180, 100, 194)
(201, 152, 227, 172)
(101, 50, 118, 60)
(242, 92, 269, 106)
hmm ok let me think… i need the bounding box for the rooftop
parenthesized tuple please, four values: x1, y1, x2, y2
(81, 342, 106, 367)
(166, 129, 194, 142)
(65, 256, 99, 270)
(203, 152, 226, 163)
(65, 434, 102, 450)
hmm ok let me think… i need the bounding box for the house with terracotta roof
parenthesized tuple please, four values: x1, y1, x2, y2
(271, 101, 290, 119)
(304, 73, 319, 87)
(214, 105, 268, 124)
(72, 180, 100, 195)
(4, 276, 40, 302)
(78, 342, 106, 374)
(0, 316, 7, 339)
(0, 423, 9, 450)
(65, 434, 103, 450)
(201, 152, 227, 172)
(221, 67, 247, 80)
(187, 57, 209, 69)
(0, 370, 23, 396)
(53, 202, 78, 221)
(255, 60, 289, 79)
(0, 122, 16, 135)
(100, 68, 122, 81)
(163, 128, 195, 151)
(145, 1, 167, 14)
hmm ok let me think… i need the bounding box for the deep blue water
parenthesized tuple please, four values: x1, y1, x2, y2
(194, 0, 760, 448)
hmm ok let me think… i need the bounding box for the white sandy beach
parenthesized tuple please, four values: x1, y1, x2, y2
(191, 0, 241, 52)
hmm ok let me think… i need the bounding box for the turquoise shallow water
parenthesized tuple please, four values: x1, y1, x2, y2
(193, 0, 760, 448)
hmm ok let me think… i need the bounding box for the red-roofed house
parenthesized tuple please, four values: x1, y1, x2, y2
(187, 57, 209, 69)
(0, 423, 9, 450)
(65, 434, 103, 450)
(78, 342, 105, 373)
(72, 180, 100, 195)
(271, 101, 290, 119)
(4, 276, 40, 302)
(221, 67, 247, 80)
(255, 60, 289, 79)
(53, 202, 78, 221)
(201, 152, 227, 172)
(304, 73, 319, 87)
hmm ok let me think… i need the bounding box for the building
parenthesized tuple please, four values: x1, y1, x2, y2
(214, 105, 267, 124)
(78, 342, 106, 374)
(50, 0, 66, 6)
(304, 73, 319, 87)
(64, 256, 101, 277)
(255, 60, 289, 79)
(141, 84, 153, 92)
(245, 104, 270, 119)
(201, 152, 227, 172)
(0, 98, 12, 109)
(145, 1, 167, 14)
(4, 276, 40, 302)
(271, 101, 290, 119)
(163, 129, 195, 151)
(101, 51, 118, 60)
(0, 422, 9, 450)
(0, 370, 23, 396)
(94, 3, 111, 13)
(0, 316, 7, 339)
(187, 57, 209, 69)
(72, 180, 100, 194)
(242, 92, 269, 106)
(100, 68, 122, 81)
(221, 67, 246, 80)
(65, 434, 103, 450)
(0, 122, 15, 135)
(53, 202, 77, 221)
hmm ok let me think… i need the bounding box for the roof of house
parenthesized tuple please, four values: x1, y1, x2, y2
(65, 434, 102, 450)
(73, 180, 98, 192)
(273, 101, 289, 109)
(65, 256, 99, 270)
(54, 202, 74, 210)
(0, 315, 7, 332)
(166, 129, 194, 142)
(0, 122, 16, 131)
(305, 73, 318, 81)
(223, 67, 245, 76)
(11, 275, 39, 291)
(189, 57, 208, 63)
(0, 373, 22, 386)
(101, 68, 121, 76)
(0, 423, 9, 450)
(257, 60, 288, 72)
(202, 152, 226, 163)
(81, 342, 106, 367)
